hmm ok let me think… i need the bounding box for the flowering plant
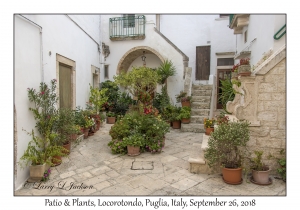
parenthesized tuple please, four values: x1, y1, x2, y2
(175, 91, 192, 103)
(204, 118, 215, 128)
(239, 58, 250, 65)
(215, 114, 229, 125)
(232, 64, 240, 72)
(41, 168, 51, 182)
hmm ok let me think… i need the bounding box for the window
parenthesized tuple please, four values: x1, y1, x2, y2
(244, 30, 248, 43)
(104, 65, 109, 79)
(217, 58, 234, 66)
(123, 14, 135, 28)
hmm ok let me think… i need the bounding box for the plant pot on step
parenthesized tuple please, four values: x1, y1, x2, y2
(205, 127, 214, 135)
(107, 117, 116, 124)
(181, 101, 191, 107)
(222, 167, 243, 185)
(62, 141, 71, 155)
(83, 128, 89, 139)
(127, 145, 140, 156)
(251, 167, 271, 185)
(172, 120, 181, 129)
(181, 118, 190, 124)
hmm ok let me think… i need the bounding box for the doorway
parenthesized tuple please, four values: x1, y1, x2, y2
(216, 69, 232, 109)
(59, 64, 72, 109)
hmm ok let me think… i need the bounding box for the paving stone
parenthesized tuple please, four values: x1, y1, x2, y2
(99, 183, 134, 195)
(60, 171, 76, 179)
(106, 170, 120, 178)
(131, 161, 153, 170)
(89, 165, 112, 175)
(75, 166, 94, 174)
(171, 178, 198, 191)
(93, 180, 112, 191)
(160, 155, 178, 164)
(73, 171, 93, 182)
(125, 185, 152, 195)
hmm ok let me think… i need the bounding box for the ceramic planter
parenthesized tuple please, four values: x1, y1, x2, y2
(107, 117, 116, 124)
(205, 127, 214, 135)
(63, 141, 71, 155)
(181, 101, 191, 107)
(127, 145, 140, 156)
(238, 65, 251, 76)
(181, 118, 190, 124)
(252, 167, 271, 185)
(30, 163, 50, 179)
(172, 120, 181, 129)
(222, 167, 243, 185)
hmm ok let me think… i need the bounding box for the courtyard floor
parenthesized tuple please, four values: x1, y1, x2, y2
(14, 123, 286, 196)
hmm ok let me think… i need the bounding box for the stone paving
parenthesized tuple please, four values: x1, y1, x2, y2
(14, 123, 286, 196)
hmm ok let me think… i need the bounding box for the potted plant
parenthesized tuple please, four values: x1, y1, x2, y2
(249, 151, 272, 185)
(203, 118, 215, 135)
(107, 111, 117, 124)
(214, 113, 229, 130)
(204, 120, 250, 185)
(231, 64, 239, 79)
(238, 58, 251, 76)
(180, 106, 191, 124)
(169, 106, 182, 129)
(123, 133, 144, 156)
(156, 59, 176, 86)
(175, 91, 192, 107)
(18, 130, 66, 180)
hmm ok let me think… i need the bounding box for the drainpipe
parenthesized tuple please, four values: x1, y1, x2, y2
(156, 14, 160, 31)
(18, 15, 44, 82)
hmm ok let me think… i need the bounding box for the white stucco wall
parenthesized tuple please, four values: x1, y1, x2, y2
(14, 14, 101, 190)
(101, 15, 185, 105)
(160, 15, 235, 84)
(236, 14, 286, 66)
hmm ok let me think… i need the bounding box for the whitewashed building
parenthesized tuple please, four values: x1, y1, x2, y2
(14, 14, 237, 189)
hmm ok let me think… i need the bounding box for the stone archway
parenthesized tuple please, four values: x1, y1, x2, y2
(116, 46, 165, 74)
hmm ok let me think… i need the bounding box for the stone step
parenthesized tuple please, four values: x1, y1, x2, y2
(191, 109, 210, 116)
(192, 84, 213, 90)
(191, 89, 212, 96)
(190, 116, 209, 124)
(181, 123, 205, 133)
(191, 102, 210, 109)
(191, 96, 211, 103)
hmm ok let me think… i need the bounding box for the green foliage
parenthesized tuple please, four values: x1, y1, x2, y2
(179, 106, 191, 119)
(113, 66, 161, 104)
(123, 133, 145, 147)
(175, 91, 192, 103)
(219, 78, 236, 113)
(18, 130, 66, 167)
(204, 120, 250, 168)
(168, 105, 182, 121)
(108, 111, 169, 154)
(269, 149, 286, 181)
(204, 118, 215, 128)
(100, 80, 120, 111)
(89, 85, 108, 114)
(156, 59, 176, 84)
(153, 85, 171, 114)
(250, 151, 268, 171)
(107, 111, 116, 117)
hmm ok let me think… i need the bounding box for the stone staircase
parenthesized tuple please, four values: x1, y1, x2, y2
(181, 84, 213, 133)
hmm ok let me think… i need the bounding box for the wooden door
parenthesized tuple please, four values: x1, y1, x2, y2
(196, 46, 210, 80)
(59, 64, 72, 108)
(217, 69, 232, 109)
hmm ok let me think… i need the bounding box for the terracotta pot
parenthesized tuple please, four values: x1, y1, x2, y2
(127, 145, 140, 156)
(107, 117, 116, 124)
(252, 168, 271, 184)
(69, 134, 77, 141)
(172, 120, 181, 129)
(181, 118, 190, 124)
(51, 156, 62, 166)
(83, 128, 89, 139)
(205, 127, 214, 135)
(96, 121, 101, 130)
(222, 167, 243, 185)
(181, 101, 191, 107)
(63, 141, 71, 155)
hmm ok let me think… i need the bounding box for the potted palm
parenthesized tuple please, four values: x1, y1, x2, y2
(123, 133, 145, 156)
(180, 106, 191, 124)
(249, 151, 272, 185)
(175, 91, 192, 107)
(204, 120, 250, 185)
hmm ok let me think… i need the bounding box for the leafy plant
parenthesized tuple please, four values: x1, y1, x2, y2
(219, 78, 236, 113)
(250, 151, 269, 171)
(204, 120, 250, 169)
(153, 85, 171, 114)
(89, 85, 108, 114)
(175, 91, 192, 103)
(179, 106, 191, 119)
(269, 149, 286, 181)
(123, 133, 145, 147)
(168, 105, 182, 121)
(107, 111, 116, 117)
(215, 113, 229, 125)
(100, 80, 120, 111)
(156, 59, 176, 85)
(41, 168, 51, 182)
(204, 118, 215, 128)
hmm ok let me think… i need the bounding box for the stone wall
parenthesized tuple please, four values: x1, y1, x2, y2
(227, 46, 286, 174)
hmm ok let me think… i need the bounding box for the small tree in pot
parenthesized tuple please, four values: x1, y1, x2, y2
(249, 151, 272, 185)
(204, 120, 250, 184)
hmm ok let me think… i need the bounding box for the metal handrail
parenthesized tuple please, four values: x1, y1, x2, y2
(274, 24, 286, 40)
(109, 15, 145, 39)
